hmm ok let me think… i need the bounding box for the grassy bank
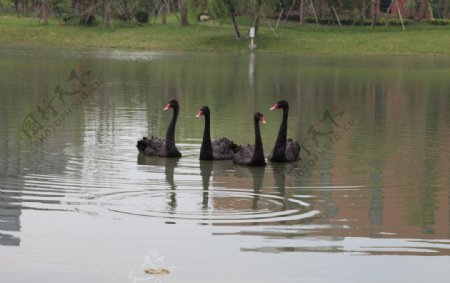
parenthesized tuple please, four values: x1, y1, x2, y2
(1, 15, 450, 55)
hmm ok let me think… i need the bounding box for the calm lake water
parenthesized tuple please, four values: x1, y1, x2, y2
(0, 47, 449, 283)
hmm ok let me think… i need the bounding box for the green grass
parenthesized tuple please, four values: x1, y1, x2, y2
(1, 14, 450, 55)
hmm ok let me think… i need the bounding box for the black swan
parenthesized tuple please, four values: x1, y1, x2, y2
(136, 99, 182, 158)
(268, 100, 300, 162)
(196, 105, 239, 160)
(233, 112, 266, 166)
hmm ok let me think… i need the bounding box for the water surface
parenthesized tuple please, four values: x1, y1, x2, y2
(0, 47, 449, 283)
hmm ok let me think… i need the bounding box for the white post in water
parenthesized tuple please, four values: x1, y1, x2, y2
(248, 26, 256, 50)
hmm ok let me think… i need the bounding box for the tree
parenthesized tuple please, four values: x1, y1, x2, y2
(161, 0, 168, 24)
(225, 0, 241, 40)
(103, 0, 111, 28)
(180, 0, 189, 25)
(413, 0, 423, 22)
(370, 0, 376, 27)
(253, 0, 261, 36)
(299, 0, 306, 26)
(42, 0, 49, 25)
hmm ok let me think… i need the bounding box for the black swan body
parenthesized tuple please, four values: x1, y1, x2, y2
(268, 100, 300, 162)
(136, 99, 182, 158)
(196, 106, 239, 160)
(233, 112, 267, 167)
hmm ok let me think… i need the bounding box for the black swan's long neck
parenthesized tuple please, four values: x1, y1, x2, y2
(275, 106, 288, 150)
(252, 118, 265, 164)
(200, 112, 213, 160)
(271, 106, 288, 161)
(165, 106, 179, 151)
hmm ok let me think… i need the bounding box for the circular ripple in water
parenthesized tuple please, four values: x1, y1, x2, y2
(98, 188, 319, 224)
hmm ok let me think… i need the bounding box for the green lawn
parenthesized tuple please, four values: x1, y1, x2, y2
(1, 15, 450, 55)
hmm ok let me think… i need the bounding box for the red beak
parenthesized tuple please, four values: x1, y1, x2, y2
(164, 103, 172, 111)
(195, 111, 204, 118)
(270, 103, 278, 111)
(260, 116, 266, 124)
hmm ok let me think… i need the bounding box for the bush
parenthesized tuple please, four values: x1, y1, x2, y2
(50, 0, 75, 24)
(62, 14, 75, 24)
(79, 12, 96, 26)
(427, 19, 450, 26)
(303, 17, 411, 26)
(135, 11, 149, 24)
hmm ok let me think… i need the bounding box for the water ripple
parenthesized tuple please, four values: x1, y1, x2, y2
(97, 188, 318, 224)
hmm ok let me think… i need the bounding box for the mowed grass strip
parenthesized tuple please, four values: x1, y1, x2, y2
(1, 15, 449, 55)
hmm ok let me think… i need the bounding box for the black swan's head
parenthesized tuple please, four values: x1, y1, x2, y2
(164, 99, 179, 111)
(254, 112, 266, 124)
(270, 100, 289, 111)
(195, 105, 210, 118)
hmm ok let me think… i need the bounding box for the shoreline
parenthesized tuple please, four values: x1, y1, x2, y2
(1, 16, 450, 56)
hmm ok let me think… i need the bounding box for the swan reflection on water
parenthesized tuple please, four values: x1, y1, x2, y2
(136, 151, 314, 226)
(137, 153, 180, 212)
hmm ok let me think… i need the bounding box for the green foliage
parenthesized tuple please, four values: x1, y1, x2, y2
(206, 0, 228, 18)
(205, 0, 253, 19)
(1, 0, 450, 27)
(0, 0, 11, 8)
(79, 12, 96, 26)
(304, 17, 412, 26)
(50, 0, 75, 24)
(135, 10, 149, 24)
(427, 19, 450, 25)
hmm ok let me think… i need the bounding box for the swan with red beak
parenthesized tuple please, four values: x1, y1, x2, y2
(268, 100, 300, 162)
(137, 99, 182, 158)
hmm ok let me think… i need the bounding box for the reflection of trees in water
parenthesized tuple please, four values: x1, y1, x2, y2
(0, 138, 72, 246)
(0, 192, 21, 246)
(0, 141, 22, 246)
(119, 55, 448, 236)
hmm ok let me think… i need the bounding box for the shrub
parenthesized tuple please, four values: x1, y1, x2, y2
(135, 11, 149, 24)
(117, 13, 132, 22)
(303, 17, 411, 26)
(79, 12, 96, 26)
(62, 14, 75, 24)
(427, 19, 450, 26)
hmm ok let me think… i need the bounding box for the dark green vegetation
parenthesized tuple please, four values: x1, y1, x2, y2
(2, 0, 450, 28)
(1, 0, 450, 55)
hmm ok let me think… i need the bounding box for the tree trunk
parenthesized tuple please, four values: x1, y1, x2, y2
(230, 12, 241, 40)
(423, 0, 431, 19)
(414, 0, 422, 21)
(444, 1, 449, 19)
(73, 0, 81, 15)
(42, 0, 49, 25)
(228, 2, 241, 40)
(254, 0, 262, 36)
(161, 1, 167, 24)
(180, 0, 189, 26)
(371, 0, 377, 28)
(123, 1, 130, 21)
(299, 0, 306, 26)
(103, 0, 111, 28)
